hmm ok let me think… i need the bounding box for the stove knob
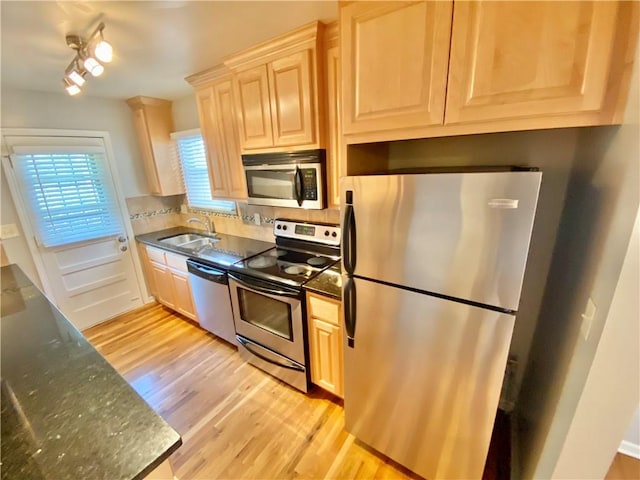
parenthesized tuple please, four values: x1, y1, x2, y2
(331, 232, 337, 238)
(276, 224, 282, 230)
(282, 225, 288, 231)
(324, 230, 330, 236)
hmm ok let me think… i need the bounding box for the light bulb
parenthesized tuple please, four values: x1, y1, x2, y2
(84, 56, 104, 77)
(67, 69, 86, 86)
(94, 40, 113, 63)
(64, 79, 81, 96)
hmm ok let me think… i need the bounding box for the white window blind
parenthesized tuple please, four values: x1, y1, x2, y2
(172, 130, 236, 214)
(11, 145, 122, 247)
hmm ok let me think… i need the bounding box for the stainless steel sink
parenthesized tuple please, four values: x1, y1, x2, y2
(179, 237, 219, 250)
(158, 233, 219, 249)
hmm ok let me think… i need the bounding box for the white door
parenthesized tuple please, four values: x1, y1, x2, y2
(2, 133, 143, 330)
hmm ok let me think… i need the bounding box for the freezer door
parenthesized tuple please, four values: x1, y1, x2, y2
(341, 171, 541, 311)
(343, 276, 515, 480)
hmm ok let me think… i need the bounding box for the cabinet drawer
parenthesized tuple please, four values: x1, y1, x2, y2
(307, 293, 341, 326)
(146, 246, 166, 265)
(165, 251, 188, 273)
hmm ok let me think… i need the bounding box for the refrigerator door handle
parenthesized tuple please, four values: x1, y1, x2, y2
(344, 276, 356, 348)
(342, 191, 357, 274)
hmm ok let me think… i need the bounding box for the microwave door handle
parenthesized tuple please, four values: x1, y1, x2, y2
(294, 166, 304, 206)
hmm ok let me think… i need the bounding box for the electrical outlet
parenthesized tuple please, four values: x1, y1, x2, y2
(180, 204, 188, 214)
(580, 297, 597, 340)
(253, 213, 261, 225)
(0, 224, 20, 239)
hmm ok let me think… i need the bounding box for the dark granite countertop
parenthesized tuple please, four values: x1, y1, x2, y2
(136, 227, 274, 270)
(304, 263, 342, 300)
(0, 265, 182, 480)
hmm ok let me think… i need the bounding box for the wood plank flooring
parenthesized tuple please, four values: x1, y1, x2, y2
(86, 303, 509, 480)
(606, 453, 640, 480)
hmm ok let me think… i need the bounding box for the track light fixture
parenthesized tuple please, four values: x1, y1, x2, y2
(63, 22, 113, 96)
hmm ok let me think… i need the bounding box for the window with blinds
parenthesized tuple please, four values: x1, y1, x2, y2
(172, 130, 236, 214)
(11, 146, 122, 247)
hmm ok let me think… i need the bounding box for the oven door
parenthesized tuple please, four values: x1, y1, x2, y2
(228, 273, 304, 364)
(244, 163, 324, 209)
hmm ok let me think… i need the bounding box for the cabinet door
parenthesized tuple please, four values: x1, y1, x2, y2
(213, 79, 247, 199)
(150, 261, 174, 309)
(268, 50, 315, 147)
(169, 269, 197, 321)
(233, 66, 274, 150)
(326, 43, 342, 208)
(341, 1, 453, 135)
(445, 2, 620, 125)
(309, 317, 343, 397)
(131, 108, 161, 194)
(196, 86, 229, 198)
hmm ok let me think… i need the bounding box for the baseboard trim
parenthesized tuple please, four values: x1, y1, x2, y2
(619, 440, 640, 459)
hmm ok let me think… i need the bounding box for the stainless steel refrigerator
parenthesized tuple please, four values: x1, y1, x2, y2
(340, 169, 541, 480)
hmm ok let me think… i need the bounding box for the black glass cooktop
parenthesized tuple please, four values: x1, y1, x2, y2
(228, 247, 339, 288)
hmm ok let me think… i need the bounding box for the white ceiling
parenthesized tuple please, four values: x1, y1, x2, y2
(0, 1, 338, 100)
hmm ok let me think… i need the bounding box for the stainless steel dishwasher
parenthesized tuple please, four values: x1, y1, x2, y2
(186, 259, 237, 346)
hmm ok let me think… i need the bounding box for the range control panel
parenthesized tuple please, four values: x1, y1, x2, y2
(274, 220, 340, 246)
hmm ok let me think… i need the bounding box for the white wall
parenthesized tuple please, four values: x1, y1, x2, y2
(172, 94, 199, 131)
(1, 87, 149, 281)
(551, 207, 639, 478)
(518, 45, 640, 478)
(1, 88, 147, 196)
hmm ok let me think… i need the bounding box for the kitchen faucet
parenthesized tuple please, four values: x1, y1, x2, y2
(188, 216, 215, 234)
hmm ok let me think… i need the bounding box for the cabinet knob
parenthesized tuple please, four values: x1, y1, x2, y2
(118, 235, 127, 243)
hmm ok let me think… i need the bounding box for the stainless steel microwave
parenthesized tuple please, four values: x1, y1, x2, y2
(242, 149, 326, 210)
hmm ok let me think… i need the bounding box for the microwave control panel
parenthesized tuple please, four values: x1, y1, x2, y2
(302, 169, 318, 200)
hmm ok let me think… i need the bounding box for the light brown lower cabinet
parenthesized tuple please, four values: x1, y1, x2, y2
(306, 292, 343, 397)
(143, 245, 197, 322)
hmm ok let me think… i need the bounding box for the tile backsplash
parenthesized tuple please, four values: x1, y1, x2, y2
(126, 194, 340, 242)
(125, 195, 184, 235)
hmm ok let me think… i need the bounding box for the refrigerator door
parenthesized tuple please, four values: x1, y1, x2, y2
(343, 276, 515, 480)
(341, 171, 541, 311)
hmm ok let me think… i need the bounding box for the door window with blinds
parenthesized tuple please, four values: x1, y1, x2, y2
(6, 137, 123, 247)
(171, 129, 236, 213)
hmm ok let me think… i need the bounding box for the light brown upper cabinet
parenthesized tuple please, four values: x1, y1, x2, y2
(187, 67, 247, 200)
(225, 21, 325, 153)
(340, 1, 638, 143)
(445, 1, 637, 127)
(127, 97, 185, 196)
(340, 1, 453, 135)
(324, 22, 343, 208)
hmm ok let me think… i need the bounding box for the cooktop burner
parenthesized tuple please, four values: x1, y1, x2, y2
(307, 256, 329, 266)
(228, 219, 341, 288)
(247, 256, 277, 269)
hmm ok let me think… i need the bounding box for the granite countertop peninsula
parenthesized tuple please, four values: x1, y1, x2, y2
(0, 265, 181, 480)
(304, 263, 342, 300)
(136, 227, 275, 269)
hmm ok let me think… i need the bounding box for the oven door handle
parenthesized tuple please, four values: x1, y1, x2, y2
(294, 166, 304, 207)
(228, 273, 300, 299)
(236, 336, 305, 372)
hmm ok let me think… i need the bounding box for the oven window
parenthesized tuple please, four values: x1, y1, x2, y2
(246, 170, 296, 200)
(237, 288, 293, 341)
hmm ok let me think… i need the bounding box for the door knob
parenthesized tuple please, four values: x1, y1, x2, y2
(118, 235, 127, 243)
(120, 245, 128, 252)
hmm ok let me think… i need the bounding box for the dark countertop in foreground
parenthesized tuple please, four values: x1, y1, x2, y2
(0, 265, 182, 480)
(304, 263, 342, 300)
(136, 227, 275, 269)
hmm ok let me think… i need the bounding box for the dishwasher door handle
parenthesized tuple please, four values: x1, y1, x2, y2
(186, 260, 227, 283)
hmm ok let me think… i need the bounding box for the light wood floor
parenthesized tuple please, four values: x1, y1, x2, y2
(85, 303, 423, 480)
(85, 303, 638, 480)
(606, 453, 640, 480)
